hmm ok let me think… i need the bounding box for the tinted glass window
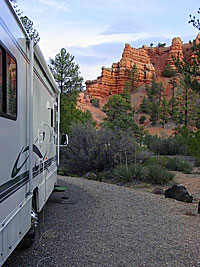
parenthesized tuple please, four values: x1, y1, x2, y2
(0, 48, 2, 113)
(7, 54, 17, 116)
(0, 44, 17, 120)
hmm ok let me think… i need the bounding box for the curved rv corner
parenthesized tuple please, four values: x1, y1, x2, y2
(0, 0, 60, 265)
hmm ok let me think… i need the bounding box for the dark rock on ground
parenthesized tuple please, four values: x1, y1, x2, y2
(165, 184, 193, 203)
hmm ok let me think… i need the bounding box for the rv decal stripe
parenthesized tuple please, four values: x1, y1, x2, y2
(0, 156, 56, 203)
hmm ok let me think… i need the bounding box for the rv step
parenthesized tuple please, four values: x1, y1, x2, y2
(53, 186, 66, 192)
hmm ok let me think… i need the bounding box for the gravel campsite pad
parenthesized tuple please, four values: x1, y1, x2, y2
(4, 176, 200, 267)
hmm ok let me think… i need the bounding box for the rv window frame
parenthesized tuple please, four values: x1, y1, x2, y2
(0, 42, 18, 121)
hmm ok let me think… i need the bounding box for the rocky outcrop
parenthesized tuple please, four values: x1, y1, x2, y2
(85, 34, 199, 101)
(86, 44, 156, 98)
(165, 37, 184, 69)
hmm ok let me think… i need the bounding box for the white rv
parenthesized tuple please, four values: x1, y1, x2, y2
(0, 1, 60, 265)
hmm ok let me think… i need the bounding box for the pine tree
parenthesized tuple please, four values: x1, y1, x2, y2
(120, 81, 131, 105)
(49, 48, 83, 94)
(60, 92, 94, 134)
(169, 76, 177, 97)
(140, 96, 149, 113)
(148, 102, 160, 125)
(168, 96, 179, 122)
(160, 97, 169, 128)
(146, 75, 159, 102)
(129, 64, 139, 91)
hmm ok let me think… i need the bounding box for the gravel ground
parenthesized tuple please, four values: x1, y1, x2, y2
(4, 176, 200, 267)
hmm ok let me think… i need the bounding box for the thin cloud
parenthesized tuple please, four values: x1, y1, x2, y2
(38, 0, 70, 12)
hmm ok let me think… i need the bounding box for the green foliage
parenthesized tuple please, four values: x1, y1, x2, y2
(11, 2, 40, 45)
(168, 76, 177, 97)
(168, 96, 179, 121)
(189, 9, 200, 30)
(162, 64, 176, 77)
(145, 76, 159, 102)
(150, 43, 154, 47)
(59, 124, 138, 175)
(112, 164, 146, 183)
(148, 102, 160, 125)
(112, 164, 136, 183)
(166, 157, 193, 173)
(103, 94, 131, 120)
(195, 157, 200, 167)
(129, 64, 139, 91)
(49, 48, 83, 93)
(20, 16, 40, 45)
(102, 94, 139, 132)
(140, 96, 149, 113)
(60, 92, 94, 134)
(143, 134, 188, 155)
(145, 156, 169, 168)
(145, 164, 174, 184)
(90, 98, 100, 108)
(132, 164, 147, 180)
(139, 115, 146, 124)
(120, 82, 131, 104)
(157, 43, 166, 47)
(160, 97, 169, 127)
(182, 130, 200, 159)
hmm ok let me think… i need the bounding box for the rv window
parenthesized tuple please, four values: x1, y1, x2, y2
(0, 44, 17, 120)
(7, 54, 17, 117)
(51, 108, 53, 127)
(0, 48, 3, 113)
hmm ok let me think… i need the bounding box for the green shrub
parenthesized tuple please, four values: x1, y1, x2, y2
(162, 64, 176, 77)
(132, 164, 147, 180)
(166, 157, 193, 173)
(90, 98, 100, 108)
(145, 156, 169, 168)
(112, 164, 135, 182)
(60, 124, 138, 176)
(112, 164, 146, 183)
(179, 161, 193, 174)
(146, 164, 174, 184)
(166, 157, 182, 171)
(139, 115, 146, 124)
(195, 157, 200, 167)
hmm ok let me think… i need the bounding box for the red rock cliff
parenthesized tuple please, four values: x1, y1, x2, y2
(85, 34, 200, 100)
(86, 44, 156, 98)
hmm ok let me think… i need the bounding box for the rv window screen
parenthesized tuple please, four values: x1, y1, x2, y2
(0, 44, 17, 120)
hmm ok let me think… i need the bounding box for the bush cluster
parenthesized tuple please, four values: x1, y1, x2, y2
(143, 135, 188, 155)
(161, 64, 176, 77)
(139, 115, 146, 124)
(166, 158, 193, 174)
(112, 160, 175, 185)
(112, 164, 146, 183)
(59, 123, 138, 176)
(145, 164, 174, 184)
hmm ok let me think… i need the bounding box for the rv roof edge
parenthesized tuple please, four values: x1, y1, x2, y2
(34, 44, 60, 94)
(6, 0, 59, 95)
(5, 0, 29, 38)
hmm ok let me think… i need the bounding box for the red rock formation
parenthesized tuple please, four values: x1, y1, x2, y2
(86, 43, 155, 98)
(165, 37, 184, 69)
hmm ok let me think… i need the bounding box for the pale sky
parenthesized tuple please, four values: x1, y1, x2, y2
(15, 0, 200, 85)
